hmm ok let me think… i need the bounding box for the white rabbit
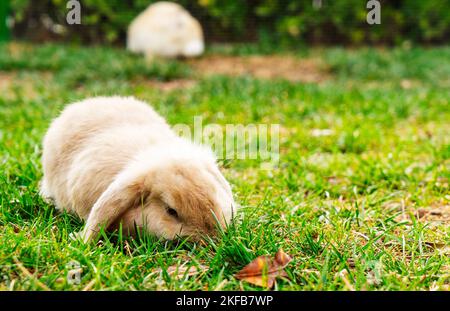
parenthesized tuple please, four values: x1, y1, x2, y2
(40, 96, 235, 242)
(127, 1, 204, 58)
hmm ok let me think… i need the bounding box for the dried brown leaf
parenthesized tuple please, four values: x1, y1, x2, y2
(234, 249, 292, 288)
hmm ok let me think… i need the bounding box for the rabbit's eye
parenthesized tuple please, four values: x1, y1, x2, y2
(166, 206, 179, 219)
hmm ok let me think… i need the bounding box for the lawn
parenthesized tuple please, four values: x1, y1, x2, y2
(0, 42, 449, 290)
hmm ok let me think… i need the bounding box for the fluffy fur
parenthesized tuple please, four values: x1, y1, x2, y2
(127, 1, 204, 58)
(40, 96, 235, 242)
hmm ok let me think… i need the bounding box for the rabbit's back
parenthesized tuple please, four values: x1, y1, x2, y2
(41, 96, 173, 218)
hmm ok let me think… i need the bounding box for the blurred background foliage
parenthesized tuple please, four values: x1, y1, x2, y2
(5, 0, 450, 45)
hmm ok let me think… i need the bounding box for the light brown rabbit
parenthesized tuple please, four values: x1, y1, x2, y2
(40, 96, 235, 242)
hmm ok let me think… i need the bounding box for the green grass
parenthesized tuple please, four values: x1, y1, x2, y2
(0, 42, 449, 290)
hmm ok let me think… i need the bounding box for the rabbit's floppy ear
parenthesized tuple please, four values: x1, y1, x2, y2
(80, 168, 147, 242)
(206, 163, 233, 197)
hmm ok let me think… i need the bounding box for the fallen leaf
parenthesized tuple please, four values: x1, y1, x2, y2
(234, 249, 292, 288)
